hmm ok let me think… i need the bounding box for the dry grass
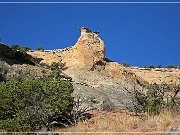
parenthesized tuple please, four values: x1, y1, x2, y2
(55, 110, 180, 134)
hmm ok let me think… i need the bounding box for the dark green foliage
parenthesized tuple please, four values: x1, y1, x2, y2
(50, 62, 66, 71)
(157, 64, 161, 68)
(50, 62, 60, 71)
(49, 70, 61, 79)
(48, 62, 67, 79)
(166, 65, 177, 69)
(0, 74, 5, 82)
(0, 44, 36, 65)
(133, 85, 164, 115)
(133, 83, 180, 116)
(11, 45, 31, 53)
(36, 47, 44, 51)
(148, 65, 154, 69)
(145, 84, 165, 115)
(0, 79, 74, 131)
(122, 62, 130, 67)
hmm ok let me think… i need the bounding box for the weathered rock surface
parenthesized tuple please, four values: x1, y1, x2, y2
(63, 68, 141, 110)
(62, 29, 105, 70)
(0, 60, 50, 80)
(130, 67, 180, 84)
(29, 27, 105, 70)
(2, 27, 180, 110)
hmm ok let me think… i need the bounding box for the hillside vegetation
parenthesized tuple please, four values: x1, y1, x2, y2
(0, 27, 180, 133)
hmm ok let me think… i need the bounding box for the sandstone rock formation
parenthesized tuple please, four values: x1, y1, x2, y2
(21, 27, 180, 110)
(28, 27, 105, 70)
(62, 27, 105, 70)
(130, 67, 180, 84)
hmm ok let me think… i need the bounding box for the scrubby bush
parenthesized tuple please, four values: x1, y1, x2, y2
(166, 65, 177, 69)
(157, 64, 161, 68)
(133, 83, 180, 116)
(0, 78, 74, 131)
(145, 84, 165, 115)
(148, 65, 154, 69)
(36, 47, 44, 51)
(48, 62, 67, 79)
(122, 62, 130, 67)
(50, 62, 66, 71)
(11, 45, 31, 53)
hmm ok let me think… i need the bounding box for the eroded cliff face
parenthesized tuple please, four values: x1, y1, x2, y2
(1, 28, 180, 110)
(27, 27, 180, 110)
(29, 27, 105, 70)
(130, 67, 180, 84)
(62, 28, 105, 70)
(28, 27, 180, 85)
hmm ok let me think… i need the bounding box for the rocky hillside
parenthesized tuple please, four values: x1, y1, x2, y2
(0, 43, 51, 81)
(28, 27, 180, 85)
(27, 27, 147, 110)
(130, 67, 180, 84)
(1, 27, 180, 110)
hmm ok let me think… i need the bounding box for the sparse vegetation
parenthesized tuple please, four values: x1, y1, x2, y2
(56, 110, 179, 133)
(36, 47, 44, 51)
(11, 44, 31, 53)
(132, 83, 180, 116)
(166, 65, 177, 69)
(148, 65, 155, 69)
(122, 62, 130, 67)
(48, 62, 67, 79)
(157, 64, 161, 68)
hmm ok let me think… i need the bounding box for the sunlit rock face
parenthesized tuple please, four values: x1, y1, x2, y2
(62, 27, 106, 70)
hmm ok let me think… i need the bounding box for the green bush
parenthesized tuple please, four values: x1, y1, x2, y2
(11, 45, 31, 53)
(133, 83, 180, 115)
(50, 62, 66, 71)
(36, 47, 44, 51)
(145, 84, 164, 115)
(148, 65, 154, 69)
(166, 65, 177, 69)
(157, 64, 161, 68)
(0, 78, 74, 131)
(133, 84, 164, 115)
(122, 62, 130, 67)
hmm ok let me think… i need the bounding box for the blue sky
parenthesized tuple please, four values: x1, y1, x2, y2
(0, 2, 180, 67)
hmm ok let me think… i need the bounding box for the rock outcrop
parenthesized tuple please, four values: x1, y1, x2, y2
(19, 27, 180, 110)
(130, 67, 180, 84)
(62, 27, 105, 70)
(29, 27, 105, 70)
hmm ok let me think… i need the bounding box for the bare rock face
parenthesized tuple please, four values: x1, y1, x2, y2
(62, 27, 105, 70)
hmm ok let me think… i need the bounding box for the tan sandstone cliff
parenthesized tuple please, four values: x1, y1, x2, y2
(28, 27, 180, 85)
(28, 27, 105, 70)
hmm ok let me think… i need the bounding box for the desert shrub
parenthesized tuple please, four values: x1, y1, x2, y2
(0, 74, 5, 82)
(36, 47, 44, 51)
(122, 62, 130, 67)
(166, 65, 177, 69)
(133, 88, 164, 115)
(48, 62, 67, 79)
(13, 51, 35, 65)
(145, 84, 165, 115)
(11, 45, 31, 53)
(148, 65, 154, 69)
(0, 78, 74, 131)
(50, 62, 66, 71)
(50, 62, 60, 71)
(133, 83, 180, 115)
(157, 64, 161, 68)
